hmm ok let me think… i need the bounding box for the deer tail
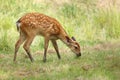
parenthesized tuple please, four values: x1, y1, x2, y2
(16, 19, 21, 32)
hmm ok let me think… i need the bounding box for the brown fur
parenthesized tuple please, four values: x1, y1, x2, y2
(14, 12, 81, 62)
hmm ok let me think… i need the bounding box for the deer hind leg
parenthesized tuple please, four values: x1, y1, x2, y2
(14, 33, 26, 62)
(43, 36, 50, 62)
(23, 36, 35, 62)
(51, 40, 61, 59)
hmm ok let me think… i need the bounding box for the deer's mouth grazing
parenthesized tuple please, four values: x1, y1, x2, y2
(76, 53, 81, 57)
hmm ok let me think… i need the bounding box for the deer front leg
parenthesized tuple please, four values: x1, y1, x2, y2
(43, 36, 50, 62)
(51, 40, 61, 59)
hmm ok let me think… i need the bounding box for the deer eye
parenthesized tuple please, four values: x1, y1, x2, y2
(74, 46, 78, 49)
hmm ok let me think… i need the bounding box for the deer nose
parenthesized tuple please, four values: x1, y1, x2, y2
(77, 53, 81, 57)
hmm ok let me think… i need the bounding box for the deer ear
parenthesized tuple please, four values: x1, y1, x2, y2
(71, 36, 76, 41)
(65, 36, 71, 43)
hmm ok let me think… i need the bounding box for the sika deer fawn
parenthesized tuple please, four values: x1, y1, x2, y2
(14, 13, 81, 62)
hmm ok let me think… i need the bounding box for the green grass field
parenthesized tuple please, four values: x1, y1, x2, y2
(0, 42, 120, 80)
(0, 0, 120, 80)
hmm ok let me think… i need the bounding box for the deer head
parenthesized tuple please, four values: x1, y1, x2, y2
(65, 36, 81, 57)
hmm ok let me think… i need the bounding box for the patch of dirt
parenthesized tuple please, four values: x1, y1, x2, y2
(0, 54, 5, 58)
(13, 67, 48, 78)
(34, 0, 120, 9)
(97, 0, 120, 10)
(86, 41, 120, 51)
(105, 55, 115, 60)
(33, 0, 71, 6)
(13, 68, 33, 78)
(33, 48, 69, 55)
(82, 64, 93, 71)
(82, 61, 98, 71)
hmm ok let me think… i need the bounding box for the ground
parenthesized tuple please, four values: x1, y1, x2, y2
(0, 41, 120, 80)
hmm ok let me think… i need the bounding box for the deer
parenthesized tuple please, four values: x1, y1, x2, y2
(14, 12, 81, 62)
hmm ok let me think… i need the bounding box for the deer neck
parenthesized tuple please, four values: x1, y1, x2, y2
(58, 30, 70, 46)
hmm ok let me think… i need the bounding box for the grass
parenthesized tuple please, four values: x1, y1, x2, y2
(0, 0, 120, 80)
(0, 43, 120, 80)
